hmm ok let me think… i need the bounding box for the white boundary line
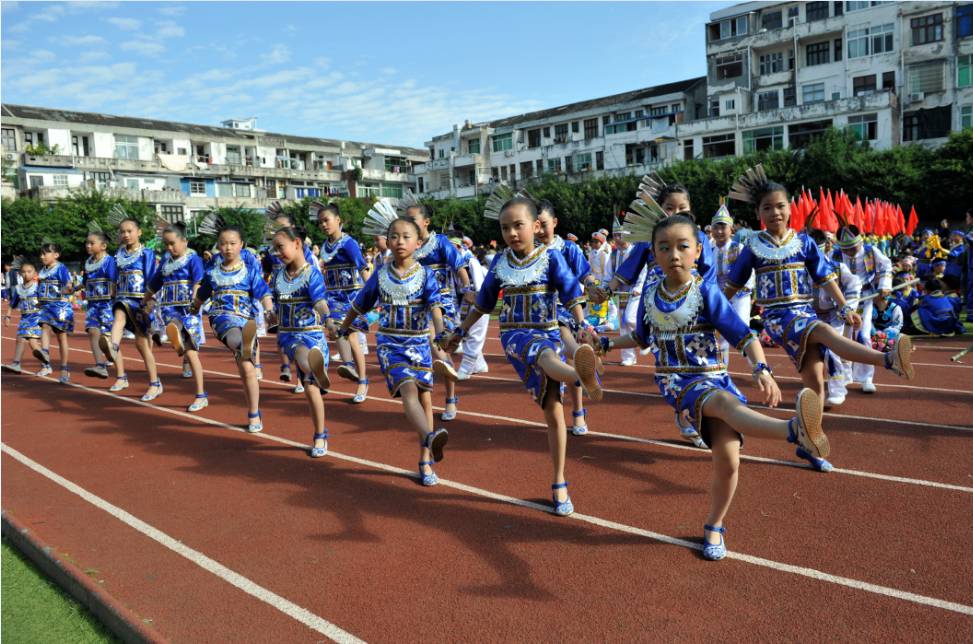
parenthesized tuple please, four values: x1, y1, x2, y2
(0, 443, 364, 644)
(4, 377, 973, 618)
(6, 337, 973, 490)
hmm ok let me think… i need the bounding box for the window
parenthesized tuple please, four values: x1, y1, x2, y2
(683, 139, 693, 160)
(789, 119, 833, 147)
(702, 134, 735, 158)
(543, 127, 551, 137)
(625, 143, 645, 165)
(787, 48, 795, 70)
(384, 155, 406, 172)
(527, 129, 541, 149)
(848, 24, 894, 57)
(783, 86, 797, 106)
(53, 174, 69, 187)
(961, 105, 973, 129)
(234, 183, 250, 197)
(520, 161, 532, 179)
(571, 121, 579, 133)
(959, 54, 973, 88)
(535, 159, 543, 175)
(584, 118, 599, 140)
(23, 131, 43, 147)
(846, 1, 871, 11)
(720, 20, 732, 40)
(853, 74, 877, 95)
(758, 91, 780, 111)
(437, 149, 445, 158)
(649, 106, 667, 117)
(114, 135, 139, 160)
(1, 128, 15, 151)
(467, 139, 480, 154)
(806, 2, 829, 22)
(806, 42, 830, 66)
(554, 123, 568, 143)
(595, 151, 604, 171)
(882, 71, 895, 90)
(908, 60, 945, 93)
(709, 99, 720, 118)
(217, 182, 235, 197)
(90, 171, 110, 188)
(715, 52, 744, 79)
(903, 106, 951, 140)
(546, 158, 561, 173)
(189, 180, 205, 195)
(958, 4, 973, 38)
(742, 126, 784, 153)
(833, 1, 843, 16)
(834, 38, 843, 62)
(574, 153, 592, 171)
(564, 156, 573, 174)
(847, 113, 878, 140)
(160, 205, 184, 223)
(225, 146, 242, 165)
(125, 178, 139, 190)
(491, 133, 512, 152)
(759, 52, 783, 75)
(500, 166, 508, 181)
(735, 16, 748, 36)
(911, 14, 943, 45)
(761, 11, 782, 30)
(802, 82, 826, 104)
(725, 98, 736, 111)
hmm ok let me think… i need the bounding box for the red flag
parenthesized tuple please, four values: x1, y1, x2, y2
(853, 197, 865, 230)
(906, 206, 918, 236)
(896, 205, 905, 236)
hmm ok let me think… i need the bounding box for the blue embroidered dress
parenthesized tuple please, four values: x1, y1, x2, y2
(475, 245, 585, 406)
(351, 263, 442, 397)
(911, 291, 963, 336)
(614, 231, 717, 287)
(272, 263, 331, 379)
(10, 282, 41, 339)
(113, 246, 158, 335)
(634, 275, 757, 442)
(319, 234, 369, 333)
(547, 235, 592, 328)
(196, 260, 271, 342)
(37, 263, 74, 333)
(83, 254, 117, 333)
(147, 250, 205, 349)
(414, 233, 468, 331)
(727, 230, 837, 368)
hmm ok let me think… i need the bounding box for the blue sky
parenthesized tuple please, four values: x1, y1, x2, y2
(1, 1, 732, 147)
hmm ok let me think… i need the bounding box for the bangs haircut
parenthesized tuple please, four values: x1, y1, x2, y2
(500, 195, 538, 220)
(163, 222, 189, 240)
(754, 182, 789, 208)
(651, 213, 699, 246)
(87, 231, 110, 245)
(39, 241, 61, 254)
(388, 217, 421, 237)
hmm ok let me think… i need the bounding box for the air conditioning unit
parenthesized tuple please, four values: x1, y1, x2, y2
(504, 150, 514, 157)
(908, 92, 925, 102)
(3, 153, 16, 162)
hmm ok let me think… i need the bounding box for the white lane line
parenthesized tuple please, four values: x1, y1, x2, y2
(7, 338, 973, 489)
(0, 443, 364, 644)
(9, 377, 973, 618)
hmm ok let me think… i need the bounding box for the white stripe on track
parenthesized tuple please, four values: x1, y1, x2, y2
(7, 376, 973, 618)
(0, 443, 365, 644)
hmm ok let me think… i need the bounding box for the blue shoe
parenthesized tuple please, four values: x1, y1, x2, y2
(187, 393, 209, 413)
(352, 378, 369, 404)
(418, 460, 439, 486)
(795, 446, 833, 472)
(571, 408, 588, 436)
(441, 396, 459, 422)
(310, 430, 328, 458)
(247, 410, 263, 433)
(279, 364, 292, 382)
(58, 366, 70, 384)
(109, 374, 129, 392)
(702, 524, 727, 561)
(786, 389, 829, 459)
(423, 427, 449, 463)
(551, 482, 574, 516)
(140, 380, 163, 402)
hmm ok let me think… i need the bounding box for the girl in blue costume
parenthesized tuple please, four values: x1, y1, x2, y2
(144, 222, 208, 413)
(337, 217, 450, 485)
(99, 215, 163, 400)
(35, 242, 75, 383)
(600, 214, 830, 561)
(2, 260, 45, 374)
(402, 203, 474, 423)
(723, 165, 915, 407)
(444, 196, 603, 516)
(192, 225, 274, 433)
(81, 229, 117, 380)
(271, 226, 334, 458)
(908, 278, 964, 337)
(315, 202, 371, 404)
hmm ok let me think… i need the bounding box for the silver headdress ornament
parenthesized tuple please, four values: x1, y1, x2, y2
(307, 200, 328, 222)
(637, 172, 668, 202)
(483, 183, 535, 221)
(196, 211, 225, 237)
(87, 220, 105, 235)
(619, 191, 668, 243)
(108, 203, 129, 228)
(362, 198, 400, 237)
(727, 163, 772, 204)
(266, 200, 285, 221)
(398, 188, 420, 214)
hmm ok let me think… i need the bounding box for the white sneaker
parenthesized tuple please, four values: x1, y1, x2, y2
(620, 358, 637, 367)
(455, 370, 472, 381)
(36, 364, 53, 377)
(861, 380, 876, 394)
(825, 393, 846, 406)
(293, 383, 305, 394)
(182, 362, 193, 378)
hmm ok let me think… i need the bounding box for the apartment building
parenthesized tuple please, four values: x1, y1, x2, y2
(414, 78, 708, 200)
(0, 104, 427, 222)
(679, 0, 973, 158)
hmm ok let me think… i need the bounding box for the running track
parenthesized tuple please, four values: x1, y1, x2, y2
(2, 326, 972, 641)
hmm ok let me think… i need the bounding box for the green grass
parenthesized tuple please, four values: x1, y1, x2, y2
(1, 541, 118, 643)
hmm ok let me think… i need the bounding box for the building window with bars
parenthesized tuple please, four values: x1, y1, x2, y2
(758, 91, 780, 111)
(911, 14, 943, 45)
(467, 139, 480, 154)
(802, 82, 826, 104)
(847, 113, 878, 141)
(160, 205, 184, 223)
(554, 123, 569, 143)
(702, 133, 735, 158)
(527, 129, 541, 149)
(761, 10, 782, 30)
(806, 2, 829, 22)
(783, 86, 797, 106)
(189, 180, 206, 195)
(958, 54, 973, 88)
(806, 41, 831, 66)
(491, 133, 513, 152)
(759, 52, 783, 75)
(961, 105, 973, 129)
(834, 38, 843, 62)
(1, 128, 15, 152)
(908, 60, 946, 93)
(715, 52, 744, 79)
(583, 118, 599, 140)
(742, 126, 784, 153)
(114, 135, 139, 160)
(853, 74, 877, 95)
(595, 151, 604, 170)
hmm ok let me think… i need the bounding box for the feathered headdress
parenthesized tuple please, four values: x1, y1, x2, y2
(482, 183, 535, 221)
(265, 201, 285, 221)
(108, 203, 129, 228)
(619, 190, 668, 243)
(727, 164, 772, 204)
(362, 199, 400, 237)
(87, 220, 105, 235)
(307, 200, 327, 222)
(196, 211, 224, 237)
(637, 172, 668, 202)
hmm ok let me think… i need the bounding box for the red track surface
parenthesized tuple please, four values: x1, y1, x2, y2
(3, 325, 972, 641)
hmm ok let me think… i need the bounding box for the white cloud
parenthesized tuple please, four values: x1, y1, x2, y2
(158, 5, 186, 17)
(59, 35, 108, 46)
(156, 20, 185, 38)
(264, 44, 290, 65)
(121, 39, 166, 56)
(107, 17, 141, 30)
(79, 50, 110, 63)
